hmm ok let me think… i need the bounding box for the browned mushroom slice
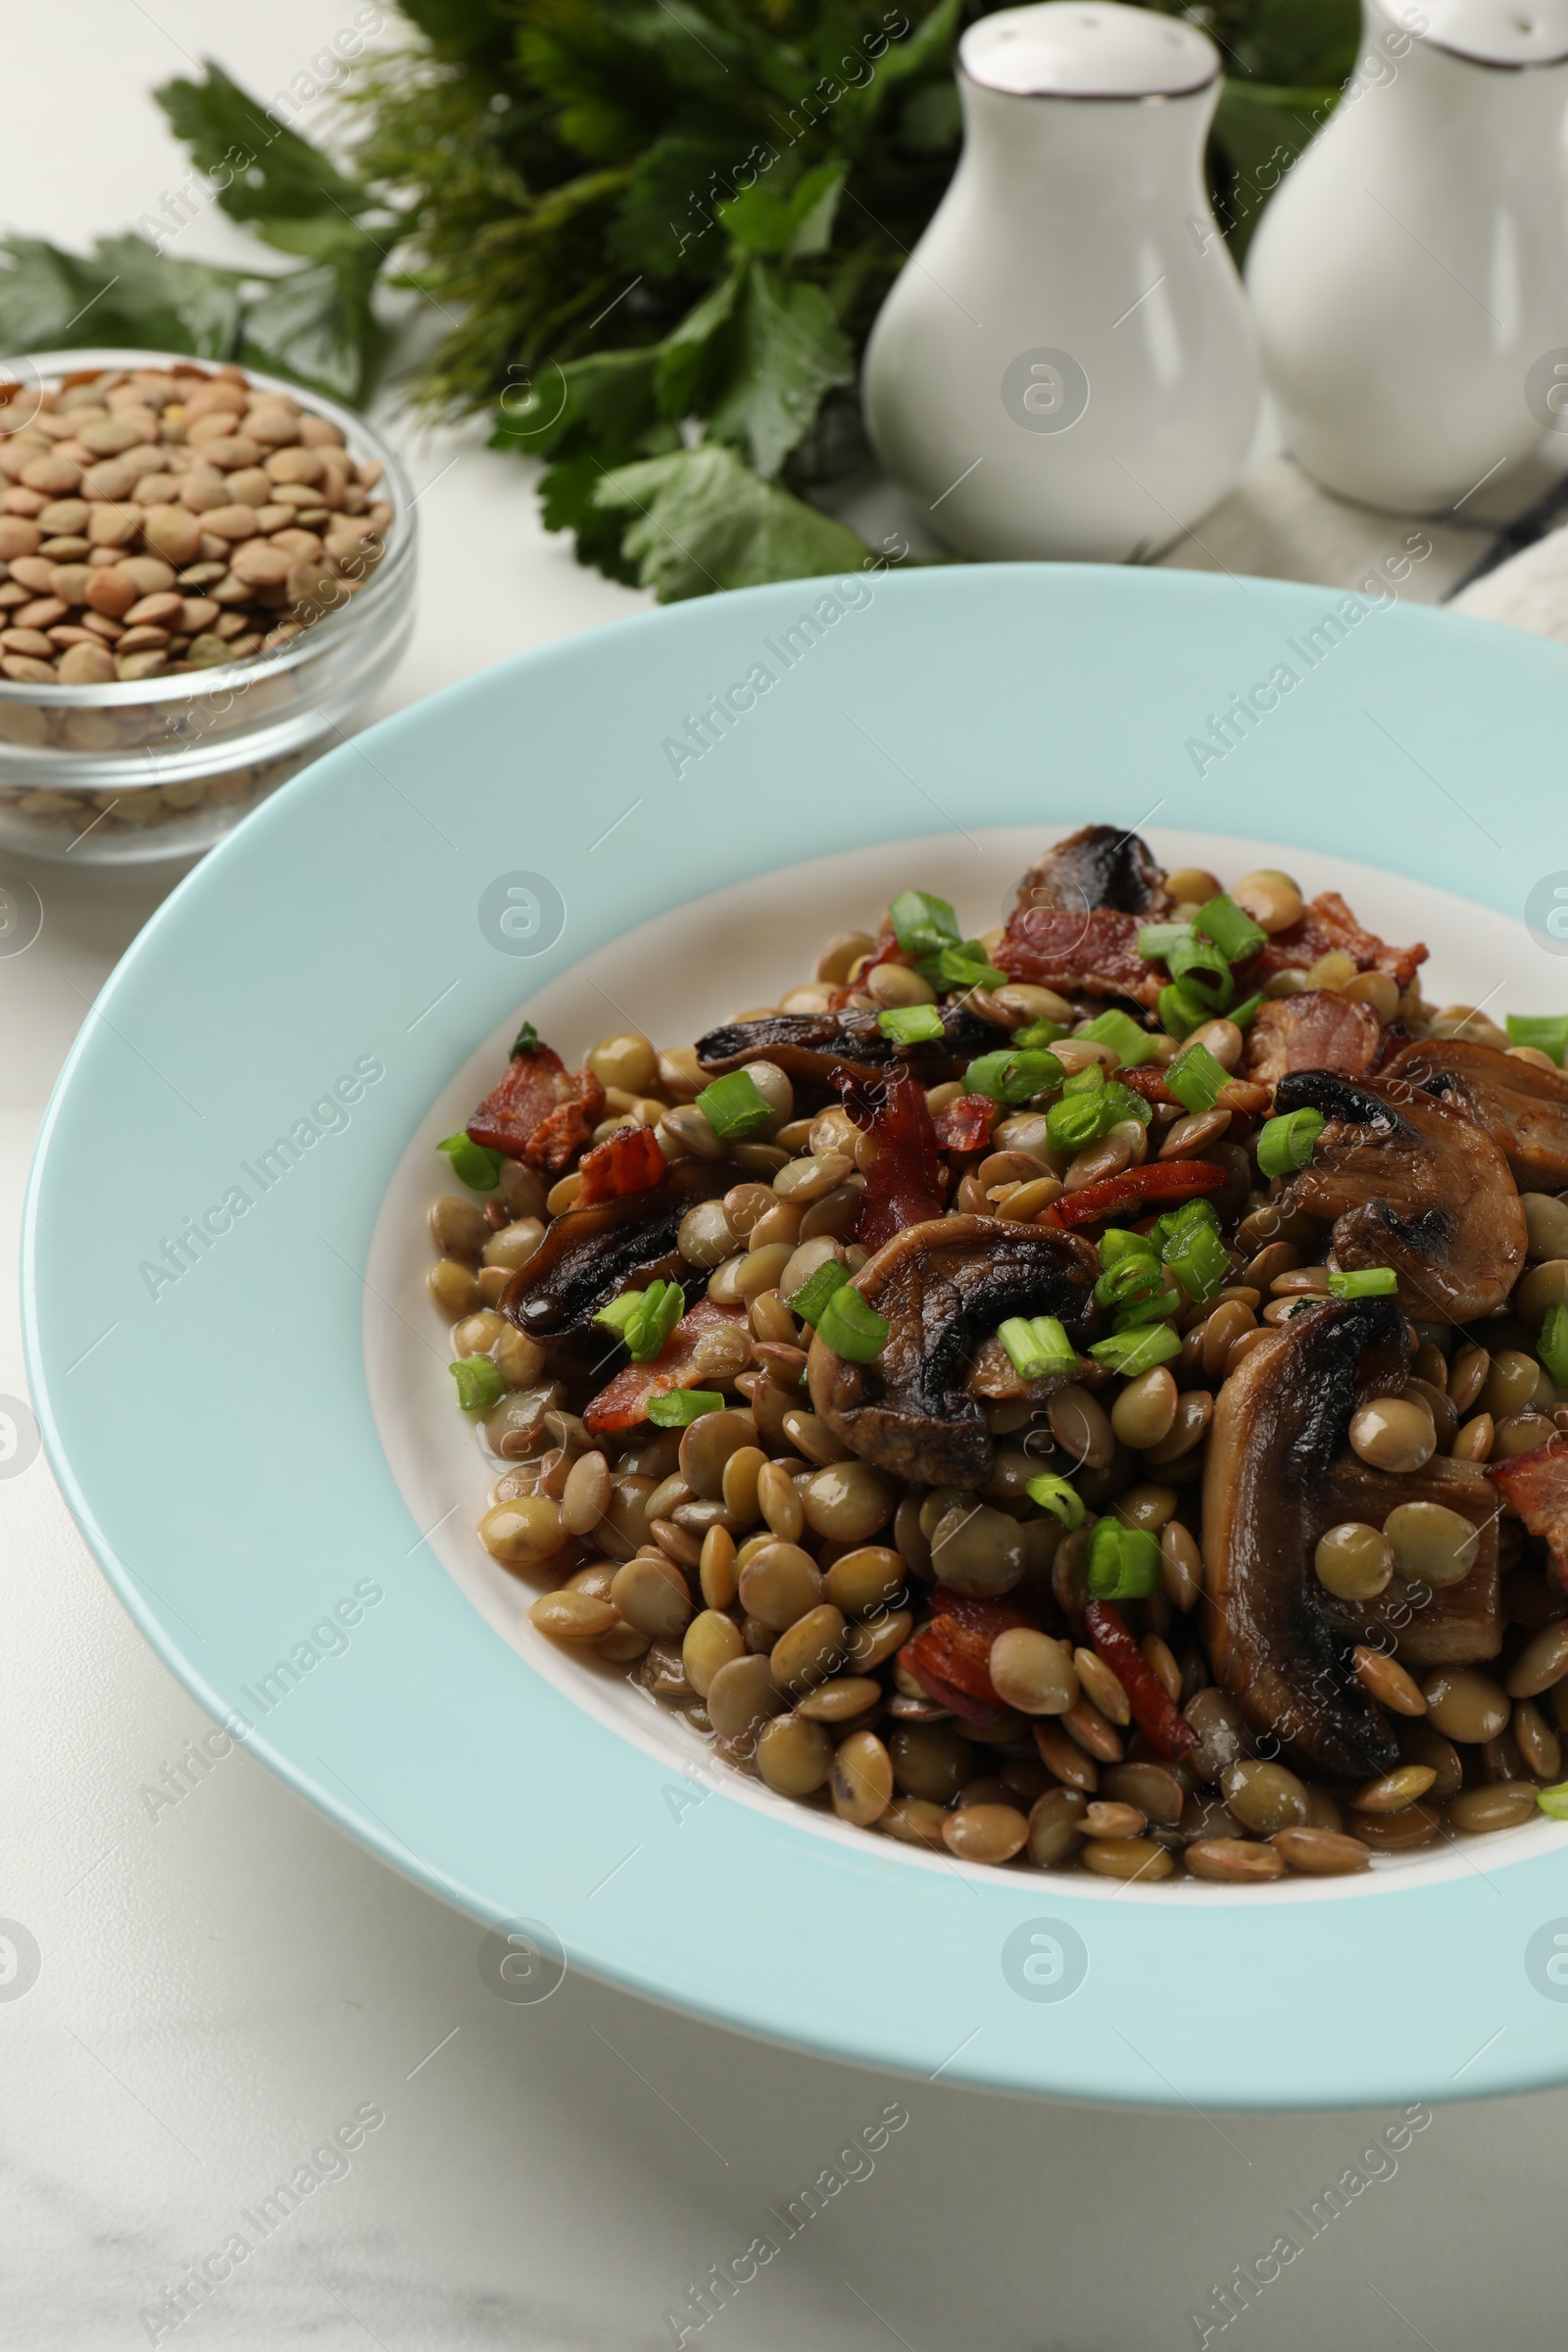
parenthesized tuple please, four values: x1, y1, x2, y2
(1383, 1036, 1568, 1191)
(1202, 1296, 1407, 1780)
(1011, 823, 1171, 917)
(694, 1004, 998, 1088)
(807, 1214, 1097, 1487)
(1488, 1435, 1568, 1593)
(1272, 1069, 1526, 1324)
(502, 1159, 748, 1359)
(1314, 1455, 1501, 1665)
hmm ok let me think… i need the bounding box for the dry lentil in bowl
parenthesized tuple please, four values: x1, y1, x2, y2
(423, 826, 1568, 1883)
(0, 351, 411, 857)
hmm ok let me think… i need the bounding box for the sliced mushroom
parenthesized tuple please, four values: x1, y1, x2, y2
(1010, 823, 1171, 917)
(502, 1159, 747, 1358)
(807, 1214, 1097, 1487)
(1315, 1455, 1501, 1665)
(695, 1004, 998, 1088)
(1202, 1295, 1407, 1779)
(1273, 1069, 1526, 1324)
(1384, 1035, 1568, 1191)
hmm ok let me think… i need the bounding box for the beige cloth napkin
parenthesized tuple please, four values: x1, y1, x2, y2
(1155, 450, 1568, 638)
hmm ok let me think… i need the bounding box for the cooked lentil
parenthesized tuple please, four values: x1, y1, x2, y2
(425, 826, 1568, 1884)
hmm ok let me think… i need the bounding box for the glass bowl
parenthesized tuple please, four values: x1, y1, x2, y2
(0, 348, 416, 862)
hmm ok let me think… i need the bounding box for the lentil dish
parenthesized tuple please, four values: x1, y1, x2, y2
(423, 828, 1568, 1884)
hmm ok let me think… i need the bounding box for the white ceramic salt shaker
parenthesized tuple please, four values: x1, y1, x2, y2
(1246, 0, 1568, 513)
(860, 1, 1259, 563)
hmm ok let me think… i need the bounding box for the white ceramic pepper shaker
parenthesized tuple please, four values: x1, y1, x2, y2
(861, 1, 1259, 562)
(1246, 0, 1568, 513)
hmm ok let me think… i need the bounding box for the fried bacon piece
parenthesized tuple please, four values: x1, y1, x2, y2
(996, 906, 1158, 1006)
(1083, 1600, 1198, 1761)
(838, 1069, 945, 1250)
(901, 1587, 1039, 1726)
(933, 1093, 996, 1152)
(1250, 891, 1427, 991)
(573, 1124, 666, 1207)
(468, 1042, 605, 1172)
(1049, 1159, 1228, 1229)
(1245, 992, 1382, 1086)
(1488, 1437, 1568, 1594)
(583, 1298, 747, 1437)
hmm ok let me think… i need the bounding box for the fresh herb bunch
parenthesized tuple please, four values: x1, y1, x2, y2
(0, 0, 1359, 599)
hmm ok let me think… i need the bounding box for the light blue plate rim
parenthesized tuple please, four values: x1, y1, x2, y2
(24, 561, 1568, 2109)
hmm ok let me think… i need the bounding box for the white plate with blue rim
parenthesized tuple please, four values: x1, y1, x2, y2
(24, 562, 1568, 2107)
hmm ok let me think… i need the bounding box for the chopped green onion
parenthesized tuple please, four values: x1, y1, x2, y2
(965, 1046, 1065, 1105)
(1012, 1016, 1066, 1049)
(889, 889, 960, 956)
(696, 1069, 774, 1140)
(1152, 1197, 1221, 1256)
(437, 1132, 505, 1191)
(627, 1279, 685, 1362)
(1507, 1014, 1568, 1064)
(1157, 981, 1214, 1041)
(997, 1314, 1077, 1381)
(1047, 1091, 1106, 1150)
(1165, 1041, 1229, 1117)
(1257, 1106, 1325, 1178)
(450, 1356, 507, 1411)
(1089, 1321, 1183, 1375)
(1138, 921, 1193, 962)
(1327, 1267, 1398, 1298)
(816, 1285, 889, 1363)
(879, 1004, 947, 1047)
(1196, 893, 1267, 965)
(1539, 1301, 1568, 1388)
(1025, 1472, 1085, 1529)
(1228, 992, 1263, 1033)
(1100, 1080, 1153, 1129)
(1062, 1063, 1104, 1096)
(511, 1020, 540, 1056)
(788, 1258, 851, 1327)
(1079, 1008, 1159, 1066)
(1087, 1519, 1162, 1600)
(597, 1280, 685, 1362)
(647, 1389, 726, 1427)
(1537, 1781, 1568, 1820)
(1163, 1219, 1230, 1303)
(1100, 1226, 1158, 1269)
(1094, 1254, 1164, 1310)
(921, 941, 1006, 992)
(1113, 1285, 1184, 1331)
(1167, 932, 1234, 1011)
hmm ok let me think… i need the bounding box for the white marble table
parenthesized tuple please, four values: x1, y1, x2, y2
(7, 10, 1568, 2345)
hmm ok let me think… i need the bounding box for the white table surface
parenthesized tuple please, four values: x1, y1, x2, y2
(7, 11, 1568, 2347)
